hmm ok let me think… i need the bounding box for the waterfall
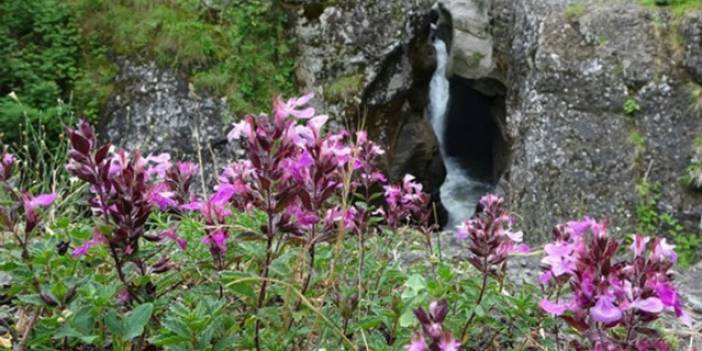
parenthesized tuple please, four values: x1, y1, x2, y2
(429, 39, 494, 229)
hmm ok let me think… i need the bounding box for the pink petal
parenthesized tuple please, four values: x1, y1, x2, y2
(539, 298, 568, 316)
(631, 297, 664, 314)
(28, 193, 57, 209)
(591, 295, 622, 324)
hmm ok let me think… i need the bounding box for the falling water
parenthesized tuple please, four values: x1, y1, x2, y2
(429, 39, 494, 229)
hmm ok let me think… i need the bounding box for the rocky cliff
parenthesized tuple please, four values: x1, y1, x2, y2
(99, 0, 702, 244)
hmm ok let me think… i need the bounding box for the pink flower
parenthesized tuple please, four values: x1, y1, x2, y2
(274, 92, 315, 119)
(539, 298, 569, 316)
(227, 120, 253, 142)
(567, 216, 596, 237)
(72, 231, 107, 257)
(630, 297, 664, 314)
(177, 161, 198, 178)
(652, 238, 677, 263)
(591, 294, 622, 324)
(404, 334, 427, 351)
(438, 336, 461, 351)
(0, 151, 15, 180)
(202, 230, 229, 254)
(631, 234, 650, 257)
(145, 153, 172, 179)
(455, 223, 469, 241)
(161, 228, 187, 250)
(24, 193, 57, 210)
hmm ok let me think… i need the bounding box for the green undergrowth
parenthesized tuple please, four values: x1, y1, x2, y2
(641, 0, 702, 14)
(68, 0, 297, 117)
(0, 0, 297, 151)
(636, 179, 701, 267)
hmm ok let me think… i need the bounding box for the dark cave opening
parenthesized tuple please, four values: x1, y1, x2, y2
(443, 77, 509, 185)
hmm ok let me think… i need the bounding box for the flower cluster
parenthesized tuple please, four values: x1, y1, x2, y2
(406, 300, 461, 351)
(150, 161, 198, 211)
(455, 194, 528, 277)
(539, 218, 691, 350)
(67, 120, 184, 303)
(382, 174, 432, 229)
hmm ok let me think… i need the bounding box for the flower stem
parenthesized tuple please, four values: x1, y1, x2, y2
(460, 260, 489, 342)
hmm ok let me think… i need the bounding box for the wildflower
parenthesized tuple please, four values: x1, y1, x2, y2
(538, 217, 692, 348)
(160, 228, 187, 250)
(72, 231, 107, 257)
(0, 151, 15, 181)
(22, 192, 57, 233)
(406, 300, 461, 351)
(455, 194, 527, 277)
(274, 92, 315, 120)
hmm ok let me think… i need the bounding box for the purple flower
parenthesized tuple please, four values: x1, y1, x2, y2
(539, 298, 569, 316)
(161, 228, 187, 250)
(438, 336, 461, 351)
(274, 92, 315, 119)
(145, 153, 172, 179)
(405, 334, 427, 351)
(631, 234, 650, 257)
(202, 230, 229, 254)
(591, 294, 622, 324)
(630, 297, 664, 314)
(72, 231, 107, 258)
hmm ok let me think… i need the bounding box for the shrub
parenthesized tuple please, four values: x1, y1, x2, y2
(0, 0, 83, 146)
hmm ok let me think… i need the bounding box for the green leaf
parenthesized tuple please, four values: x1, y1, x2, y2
(401, 274, 426, 300)
(104, 310, 124, 338)
(124, 303, 154, 339)
(399, 308, 417, 328)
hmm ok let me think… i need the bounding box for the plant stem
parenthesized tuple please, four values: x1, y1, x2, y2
(254, 236, 274, 351)
(460, 259, 489, 342)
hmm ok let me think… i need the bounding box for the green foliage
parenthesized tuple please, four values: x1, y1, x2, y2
(691, 83, 702, 114)
(323, 73, 364, 104)
(0, 0, 85, 146)
(564, 4, 587, 22)
(624, 97, 641, 115)
(70, 0, 297, 116)
(642, 0, 702, 14)
(636, 179, 701, 267)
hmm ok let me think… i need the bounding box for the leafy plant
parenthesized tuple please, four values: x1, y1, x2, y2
(624, 97, 641, 115)
(539, 218, 690, 350)
(0, 94, 693, 350)
(636, 179, 701, 267)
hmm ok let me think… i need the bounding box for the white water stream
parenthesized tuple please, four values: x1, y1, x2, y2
(429, 39, 493, 229)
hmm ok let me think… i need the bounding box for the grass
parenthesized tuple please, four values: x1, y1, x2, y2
(691, 83, 702, 114)
(67, 0, 297, 117)
(323, 73, 364, 104)
(641, 0, 702, 15)
(564, 3, 588, 22)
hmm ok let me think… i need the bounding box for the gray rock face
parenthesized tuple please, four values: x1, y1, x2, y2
(492, 1, 702, 242)
(289, 0, 446, 195)
(100, 60, 237, 185)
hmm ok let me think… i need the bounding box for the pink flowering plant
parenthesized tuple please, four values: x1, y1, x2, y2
(539, 218, 693, 350)
(0, 93, 696, 351)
